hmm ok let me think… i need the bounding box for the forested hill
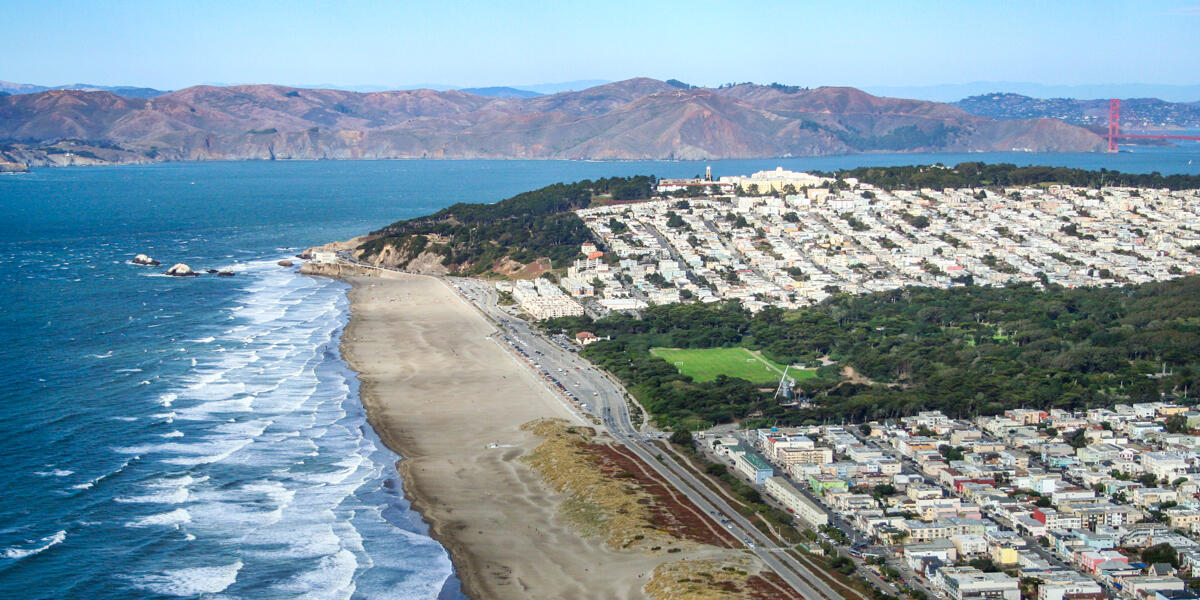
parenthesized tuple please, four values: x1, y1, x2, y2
(356, 176, 653, 275)
(820, 162, 1200, 191)
(546, 277, 1200, 430)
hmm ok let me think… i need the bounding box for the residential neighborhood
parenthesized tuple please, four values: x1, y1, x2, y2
(552, 167, 1200, 314)
(695, 402, 1200, 600)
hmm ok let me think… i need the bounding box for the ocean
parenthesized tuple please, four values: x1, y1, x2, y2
(1, 149, 1197, 599)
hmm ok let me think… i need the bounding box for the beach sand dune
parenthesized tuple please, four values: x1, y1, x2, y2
(341, 272, 665, 599)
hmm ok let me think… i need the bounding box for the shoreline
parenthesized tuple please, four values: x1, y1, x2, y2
(336, 270, 663, 599)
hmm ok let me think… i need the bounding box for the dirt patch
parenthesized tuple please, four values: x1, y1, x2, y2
(588, 443, 738, 548)
(492, 256, 552, 279)
(644, 559, 804, 600)
(522, 419, 677, 552)
(745, 573, 807, 600)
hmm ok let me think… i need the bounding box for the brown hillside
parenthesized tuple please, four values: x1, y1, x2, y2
(0, 78, 1106, 165)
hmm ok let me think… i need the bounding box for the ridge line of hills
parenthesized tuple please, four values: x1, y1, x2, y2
(0, 77, 1106, 167)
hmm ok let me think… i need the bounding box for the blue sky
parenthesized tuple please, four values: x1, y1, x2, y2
(2, 0, 1198, 90)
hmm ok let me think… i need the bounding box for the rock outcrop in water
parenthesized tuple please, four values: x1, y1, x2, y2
(277, 260, 294, 267)
(165, 263, 198, 277)
(132, 254, 160, 266)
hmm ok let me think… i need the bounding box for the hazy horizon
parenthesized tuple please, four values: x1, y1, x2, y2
(3, 0, 1197, 93)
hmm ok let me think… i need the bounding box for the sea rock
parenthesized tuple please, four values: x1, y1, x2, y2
(132, 253, 160, 266)
(206, 269, 219, 274)
(277, 260, 294, 267)
(165, 263, 198, 277)
(217, 270, 235, 277)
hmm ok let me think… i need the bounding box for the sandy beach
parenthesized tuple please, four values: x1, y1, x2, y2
(340, 271, 667, 599)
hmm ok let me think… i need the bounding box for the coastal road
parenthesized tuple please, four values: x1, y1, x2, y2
(329, 256, 850, 597)
(446, 276, 848, 600)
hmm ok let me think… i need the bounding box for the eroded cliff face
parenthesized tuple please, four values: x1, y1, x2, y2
(0, 79, 1107, 167)
(298, 261, 380, 278)
(352, 246, 448, 276)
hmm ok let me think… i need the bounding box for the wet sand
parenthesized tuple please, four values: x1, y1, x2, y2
(340, 271, 661, 599)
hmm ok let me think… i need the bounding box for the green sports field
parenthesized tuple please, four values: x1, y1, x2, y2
(649, 347, 815, 384)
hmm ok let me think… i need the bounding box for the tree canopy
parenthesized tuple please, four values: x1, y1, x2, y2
(545, 277, 1200, 428)
(359, 176, 654, 274)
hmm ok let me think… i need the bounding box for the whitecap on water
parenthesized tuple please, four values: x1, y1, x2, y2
(126, 508, 191, 528)
(34, 469, 74, 477)
(3, 530, 67, 560)
(134, 560, 242, 596)
(115, 486, 190, 504)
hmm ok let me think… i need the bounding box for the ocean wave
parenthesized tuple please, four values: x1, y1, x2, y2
(273, 549, 357, 596)
(90, 351, 113, 359)
(3, 530, 66, 560)
(34, 469, 74, 477)
(71, 456, 138, 490)
(135, 560, 242, 596)
(115, 486, 190, 504)
(126, 508, 191, 528)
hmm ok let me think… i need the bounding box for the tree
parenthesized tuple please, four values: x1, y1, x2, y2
(939, 444, 965, 461)
(873, 484, 897, 497)
(1065, 428, 1088, 449)
(669, 428, 694, 446)
(1143, 543, 1179, 568)
(968, 558, 999, 572)
(1166, 414, 1189, 434)
(1034, 497, 1052, 508)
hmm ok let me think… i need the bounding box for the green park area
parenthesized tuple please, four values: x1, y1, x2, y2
(649, 347, 814, 384)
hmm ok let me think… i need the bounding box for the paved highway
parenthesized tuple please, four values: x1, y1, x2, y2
(445, 276, 849, 600)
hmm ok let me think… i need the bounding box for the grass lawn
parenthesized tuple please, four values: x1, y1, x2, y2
(649, 347, 815, 384)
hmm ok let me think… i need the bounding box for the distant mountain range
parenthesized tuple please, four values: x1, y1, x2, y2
(0, 80, 168, 98)
(0, 78, 1105, 167)
(953, 93, 1200, 129)
(456, 86, 543, 98)
(863, 82, 1200, 104)
(1, 79, 614, 99)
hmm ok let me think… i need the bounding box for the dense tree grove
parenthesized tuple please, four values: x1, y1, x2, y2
(358, 176, 654, 273)
(545, 277, 1200, 429)
(819, 162, 1200, 191)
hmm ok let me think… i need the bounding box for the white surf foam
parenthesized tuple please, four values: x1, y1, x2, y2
(34, 469, 74, 477)
(135, 560, 242, 596)
(127, 508, 191, 528)
(3, 530, 66, 560)
(115, 486, 190, 504)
